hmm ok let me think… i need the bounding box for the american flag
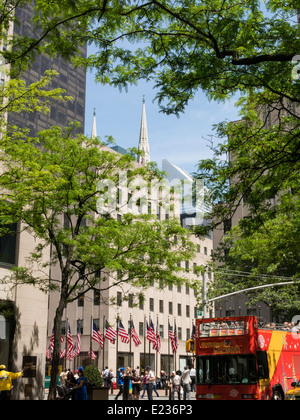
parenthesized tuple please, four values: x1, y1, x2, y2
(50, 328, 55, 351)
(169, 322, 177, 354)
(72, 322, 81, 357)
(153, 320, 161, 353)
(131, 321, 142, 347)
(105, 321, 117, 344)
(191, 324, 196, 341)
(146, 320, 157, 347)
(66, 323, 74, 359)
(49, 327, 64, 351)
(46, 346, 52, 360)
(92, 320, 104, 349)
(118, 321, 130, 344)
(173, 322, 179, 354)
(88, 349, 97, 360)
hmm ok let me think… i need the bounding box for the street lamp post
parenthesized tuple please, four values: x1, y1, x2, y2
(203, 281, 295, 317)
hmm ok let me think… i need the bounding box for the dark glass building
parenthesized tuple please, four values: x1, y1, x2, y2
(7, 4, 87, 136)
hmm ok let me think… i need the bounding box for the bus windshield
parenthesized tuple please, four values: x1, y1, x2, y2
(196, 355, 257, 385)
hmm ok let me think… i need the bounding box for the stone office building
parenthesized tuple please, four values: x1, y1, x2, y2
(0, 3, 87, 399)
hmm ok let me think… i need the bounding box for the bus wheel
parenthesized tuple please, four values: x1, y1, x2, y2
(272, 388, 284, 400)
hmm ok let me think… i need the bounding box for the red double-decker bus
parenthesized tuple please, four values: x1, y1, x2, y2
(194, 316, 300, 400)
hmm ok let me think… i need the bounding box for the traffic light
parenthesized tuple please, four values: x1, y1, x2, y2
(186, 339, 195, 353)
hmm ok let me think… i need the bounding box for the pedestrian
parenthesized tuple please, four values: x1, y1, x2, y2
(190, 366, 196, 392)
(141, 372, 147, 398)
(145, 366, 155, 400)
(153, 374, 160, 398)
(109, 368, 115, 394)
(161, 370, 167, 390)
(0, 365, 23, 401)
(66, 371, 77, 400)
(172, 370, 182, 400)
(131, 369, 141, 400)
(73, 367, 88, 400)
(182, 366, 192, 400)
(103, 366, 110, 388)
(115, 367, 125, 400)
(60, 369, 67, 386)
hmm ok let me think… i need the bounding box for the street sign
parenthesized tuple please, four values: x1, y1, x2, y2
(196, 309, 203, 318)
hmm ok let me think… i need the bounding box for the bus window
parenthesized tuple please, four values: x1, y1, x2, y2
(196, 355, 257, 385)
(257, 351, 269, 380)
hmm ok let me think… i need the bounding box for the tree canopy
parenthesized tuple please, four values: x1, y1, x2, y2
(0, 84, 198, 398)
(1, 0, 300, 390)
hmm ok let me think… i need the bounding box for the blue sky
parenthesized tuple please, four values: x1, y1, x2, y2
(85, 62, 240, 176)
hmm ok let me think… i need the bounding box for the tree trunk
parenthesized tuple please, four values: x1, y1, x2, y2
(48, 282, 68, 400)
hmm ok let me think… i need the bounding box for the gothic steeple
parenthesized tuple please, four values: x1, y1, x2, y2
(91, 108, 97, 138)
(137, 97, 151, 165)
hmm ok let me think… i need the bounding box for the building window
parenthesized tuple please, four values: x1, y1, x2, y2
(186, 305, 190, 318)
(117, 292, 122, 307)
(77, 296, 84, 307)
(94, 319, 100, 330)
(169, 302, 173, 315)
(178, 327, 182, 341)
(61, 321, 66, 337)
(139, 322, 144, 337)
(128, 294, 134, 308)
(178, 304, 182, 317)
(150, 298, 154, 312)
(159, 325, 164, 339)
(139, 295, 144, 310)
(186, 329, 191, 340)
(77, 320, 83, 335)
(159, 300, 164, 314)
(0, 223, 17, 266)
(94, 290, 100, 306)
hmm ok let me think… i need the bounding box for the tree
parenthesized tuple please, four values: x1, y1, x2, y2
(196, 89, 300, 314)
(0, 115, 197, 399)
(2, 0, 300, 376)
(2, 1, 299, 112)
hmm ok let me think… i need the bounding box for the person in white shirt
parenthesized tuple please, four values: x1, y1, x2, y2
(182, 366, 192, 400)
(145, 366, 155, 400)
(172, 370, 182, 400)
(190, 367, 196, 391)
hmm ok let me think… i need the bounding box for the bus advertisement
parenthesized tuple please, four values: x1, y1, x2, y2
(194, 316, 300, 400)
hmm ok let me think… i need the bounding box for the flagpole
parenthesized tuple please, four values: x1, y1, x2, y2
(129, 314, 132, 369)
(143, 315, 146, 372)
(65, 317, 68, 371)
(116, 313, 119, 375)
(90, 316, 93, 364)
(174, 318, 176, 372)
(156, 314, 158, 378)
(148, 314, 151, 367)
(168, 317, 170, 377)
(103, 314, 106, 371)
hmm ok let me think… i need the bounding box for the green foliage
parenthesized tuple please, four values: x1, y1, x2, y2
(84, 365, 103, 388)
(1, 1, 299, 114)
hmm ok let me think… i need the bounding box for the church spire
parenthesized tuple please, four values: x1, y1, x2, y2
(91, 108, 97, 138)
(137, 97, 151, 165)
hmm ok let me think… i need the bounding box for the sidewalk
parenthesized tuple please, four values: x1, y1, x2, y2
(109, 388, 196, 401)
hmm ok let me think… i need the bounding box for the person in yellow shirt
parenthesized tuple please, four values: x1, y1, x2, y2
(0, 365, 23, 400)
